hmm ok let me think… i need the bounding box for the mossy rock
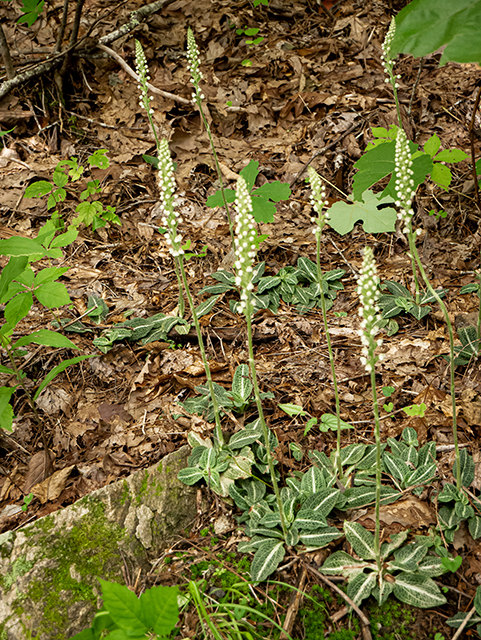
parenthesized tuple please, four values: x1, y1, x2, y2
(0, 446, 196, 640)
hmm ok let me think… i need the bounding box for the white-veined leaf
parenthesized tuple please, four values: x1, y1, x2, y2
(446, 611, 481, 629)
(347, 571, 377, 606)
(300, 465, 325, 495)
(194, 295, 220, 319)
(469, 516, 481, 540)
(321, 550, 370, 579)
(383, 452, 410, 483)
(299, 526, 342, 550)
(301, 488, 340, 516)
(405, 463, 436, 488)
(372, 578, 394, 606)
(393, 573, 447, 608)
(232, 364, 252, 402)
(295, 508, 328, 530)
(251, 539, 285, 582)
(344, 521, 376, 560)
(391, 543, 427, 570)
(339, 443, 366, 466)
(380, 530, 409, 559)
(285, 527, 299, 547)
(418, 441, 436, 467)
(177, 467, 204, 485)
(417, 556, 445, 578)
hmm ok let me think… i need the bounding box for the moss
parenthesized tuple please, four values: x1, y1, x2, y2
(136, 471, 150, 505)
(367, 597, 417, 640)
(24, 496, 127, 639)
(0, 556, 34, 591)
(120, 480, 130, 505)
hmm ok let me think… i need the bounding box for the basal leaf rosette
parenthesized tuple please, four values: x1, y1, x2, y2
(234, 176, 257, 315)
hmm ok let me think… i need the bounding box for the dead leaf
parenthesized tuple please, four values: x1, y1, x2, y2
(23, 450, 55, 493)
(31, 465, 75, 504)
(361, 496, 436, 528)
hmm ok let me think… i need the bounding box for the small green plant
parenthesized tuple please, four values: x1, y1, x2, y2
(278, 404, 353, 437)
(206, 159, 291, 223)
(21, 492, 34, 512)
(377, 280, 447, 335)
(0, 222, 93, 431)
(180, 363, 274, 421)
(71, 579, 180, 639)
(447, 583, 481, 635)
(24, 150, 120, 232)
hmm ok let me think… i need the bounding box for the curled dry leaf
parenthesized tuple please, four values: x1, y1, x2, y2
(23, 450, 55, 494)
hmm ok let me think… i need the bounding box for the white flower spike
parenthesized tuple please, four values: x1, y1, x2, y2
(234, 176, 257, 315)
(394, 128, 416, 233)
(158, 139, 183, 257)
(357, 247, 384, 373)
(187, 28, 205, 105)
(135, 40, 154, 115)
(308, 166, 329, 238)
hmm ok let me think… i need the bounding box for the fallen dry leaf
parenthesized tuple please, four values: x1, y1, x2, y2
(23, 450, 55, 494)
(31, 465, 75, 504)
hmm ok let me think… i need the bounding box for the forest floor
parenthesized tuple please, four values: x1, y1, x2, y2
(1, 0, 481, 638)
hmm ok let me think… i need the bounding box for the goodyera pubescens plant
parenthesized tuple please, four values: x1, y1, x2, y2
(186, 28, 234, 241)
(135, 40, 161, 151)
(381, 17, 402, 126)
(356, 246, 384, 571)
(308, 166, 343, 479)
(157, 138, 224, 447)
(234, 175, 287, 537)
(393, 126, 461, 488)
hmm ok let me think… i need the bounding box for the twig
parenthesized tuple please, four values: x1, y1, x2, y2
(97, 44, 189, 105)
(280, 567, 307, 640)
(451, 606, 476, 640)
(306, 564, 373, 640)
(469, 83, 481, 210)
(0, 22, 15, 79)
(318, 1, 334, 22)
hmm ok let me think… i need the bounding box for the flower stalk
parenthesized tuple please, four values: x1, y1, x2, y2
(187, 28, 234, 243)
(356, 246, 384, 571)
(308, 167, 343, 480)
(234, 175, 287, 538)
(158, 138, 224, 447)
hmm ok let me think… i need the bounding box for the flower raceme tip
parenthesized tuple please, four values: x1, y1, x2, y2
(234, 176, 257, 315)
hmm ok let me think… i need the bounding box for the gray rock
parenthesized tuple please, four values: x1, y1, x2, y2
(0, 446, 196, 639)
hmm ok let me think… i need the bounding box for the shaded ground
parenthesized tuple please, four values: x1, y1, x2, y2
(1, 0, 481, 637)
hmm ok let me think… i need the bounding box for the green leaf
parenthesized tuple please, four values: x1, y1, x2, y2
(206, 189, 236, 208)
(253, 181, 291, 202)
(417, 556, 446, 578)
(383, 452, 411, 483)
(0, 256, 28, 300)
(250, 539, 285, 582)
(4, 291, 32, 327)
(232, 364, 252, 402)
(430, 163, 452, 190)
(321, 550, 368, 579)
(327, 190, 397, 236)
(300, 465, 325, 494)
(392, 0, 481, 65)
(0, 237, 46, 257)
(339, 443, 366, 466)
(347, 571, 377, 606)
(469, 516, 481, 540)
(299, 527, 342, 550)
(33, 354, 95, 400)
(177, 467, 204, 485)
(319, 413, 352, 432)
(240, 160, 260, 191)
(435, 148, 468, 162)
(301, 488, 340, 516)
(98, 579, 147, 633)
(34, 267, 69, 286)
(459, 448, 475, 487)
(393, 573, 447, 608)
(24, 180, 53, 198)
(344, 522, 376, 560)
(35, 281, 71, 308)
(195, 295, 219, 319)
(140, 585, 179, 635)
(279, 403, 306, 417)
(0, 386, 15, 432)
(15, 329, 77, 350)
(424, 134, 441, 157)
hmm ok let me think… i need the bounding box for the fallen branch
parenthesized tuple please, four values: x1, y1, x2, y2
(0, 0, 176, 99)
(97, 44, 189, 105)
